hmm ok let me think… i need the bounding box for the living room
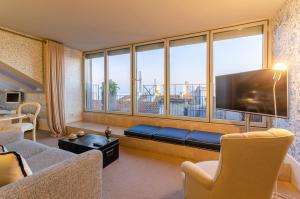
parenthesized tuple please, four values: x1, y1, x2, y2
(0, 0, 300, 199)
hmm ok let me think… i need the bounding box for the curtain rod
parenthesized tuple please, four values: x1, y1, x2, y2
(0, 26, 44, 42)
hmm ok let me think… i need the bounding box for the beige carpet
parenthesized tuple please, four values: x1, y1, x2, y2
(25, 131, 300, 199)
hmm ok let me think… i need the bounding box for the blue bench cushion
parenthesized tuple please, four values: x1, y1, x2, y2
(153, 128, 189, 144)
(185, 131, 222, 151)
(124, 125, 161, 138)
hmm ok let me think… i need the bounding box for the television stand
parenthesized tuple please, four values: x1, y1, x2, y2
(245, 113, 251, 132)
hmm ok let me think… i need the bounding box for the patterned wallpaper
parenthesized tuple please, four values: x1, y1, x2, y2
(0, 29, 83, 130)
(64, 47, 83, 123)
(0, 29, 43, 84)
(0, 29, 47, 129)
(272, 0, 300, 163)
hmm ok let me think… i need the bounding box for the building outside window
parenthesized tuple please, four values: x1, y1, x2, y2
(169, 35, 207, 118)
(135, 42, 165, 115)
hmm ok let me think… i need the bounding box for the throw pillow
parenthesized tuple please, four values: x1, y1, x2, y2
(0, 152, 32, 187)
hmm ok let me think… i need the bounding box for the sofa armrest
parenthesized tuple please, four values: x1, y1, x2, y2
(0, 150, 103, 199)
(181, 161, 214, 190)
(0, 130, 23, 145)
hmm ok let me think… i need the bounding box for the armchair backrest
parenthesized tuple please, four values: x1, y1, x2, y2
(212, 128, 294, 199)
(17, 102, 41, 125)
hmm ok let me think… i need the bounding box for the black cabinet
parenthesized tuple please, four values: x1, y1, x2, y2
(58, 134, 119, 168)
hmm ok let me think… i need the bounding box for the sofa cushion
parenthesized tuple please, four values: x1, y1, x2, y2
(124, 125, 161, 138)
(185, 131, 222, 151)
(153, 127, 189, 144)
(0, 132, 23, 145)
(27, 148, 77, 173)
(5, 139, 50, 159)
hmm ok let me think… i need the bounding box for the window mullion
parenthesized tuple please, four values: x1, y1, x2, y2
(104, 50, 108, 113)
(165, 40, 170, 116)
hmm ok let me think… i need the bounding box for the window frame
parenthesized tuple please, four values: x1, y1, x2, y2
(106, 45, 133, 115)
(166, 32, 210, 122)
(83, 50, 106, 113)
(209, 21, 268, 127)
(83, 20, 269, 127)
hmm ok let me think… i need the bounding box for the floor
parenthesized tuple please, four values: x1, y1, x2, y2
(25, 131, 300, 199)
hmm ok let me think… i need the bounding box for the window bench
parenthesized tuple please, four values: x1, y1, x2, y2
(124, 125, 222, 151)
(66, 121, 220, 162)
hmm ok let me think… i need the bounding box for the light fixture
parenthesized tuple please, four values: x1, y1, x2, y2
(272, 63, 289, 199)
(272, 63, 287, 127)
(273, 63, 288, 72)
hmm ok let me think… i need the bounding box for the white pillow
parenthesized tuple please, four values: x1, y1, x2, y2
(0, 151, 32, 187)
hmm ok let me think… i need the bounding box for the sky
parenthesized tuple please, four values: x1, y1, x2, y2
(90, 34, 263, 96)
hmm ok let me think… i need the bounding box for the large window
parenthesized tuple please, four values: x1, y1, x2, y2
(85, 52, 105, 112)
(212, 25, 265, 123)
(169, 35, 207, 118)
(107, 48, 131, 113)
(84, 22, 267, 125)
(135, 42, 165, 115)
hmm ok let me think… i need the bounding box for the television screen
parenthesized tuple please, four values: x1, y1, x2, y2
(6, 92, 21, 103)
(216, 69, 288, 118)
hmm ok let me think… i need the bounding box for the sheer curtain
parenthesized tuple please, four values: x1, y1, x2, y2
(44, 40, 66, 137)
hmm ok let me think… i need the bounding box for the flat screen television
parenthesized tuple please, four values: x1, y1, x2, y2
(215, 69, 288, 118)
(5, 92, 22, 103)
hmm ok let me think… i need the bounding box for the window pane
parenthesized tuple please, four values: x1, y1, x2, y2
(107, 48, 131, 112)
(85, 53, 105, 111)
(135, 42, 165, 114)
(213, 25, 264, 122)
(169, 36, 207, 118)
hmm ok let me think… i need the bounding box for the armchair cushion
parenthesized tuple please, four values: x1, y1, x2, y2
(9, 123, 33, 133)
(195, 161, 219, 179)
(181, 161, 214, 190)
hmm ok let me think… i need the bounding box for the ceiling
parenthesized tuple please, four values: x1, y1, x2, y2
(0, 0, 285, 51)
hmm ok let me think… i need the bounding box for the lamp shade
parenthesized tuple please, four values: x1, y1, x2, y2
(273, 63, 288, 71)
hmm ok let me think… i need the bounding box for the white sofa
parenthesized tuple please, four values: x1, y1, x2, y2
(0, 131, 103, 199)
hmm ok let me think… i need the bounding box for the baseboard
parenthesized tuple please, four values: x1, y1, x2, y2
(284, 154, 300, 192)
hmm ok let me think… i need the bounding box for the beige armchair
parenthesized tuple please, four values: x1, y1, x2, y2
(181, 128, 294, 199)
(10, 102, 41, 142)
